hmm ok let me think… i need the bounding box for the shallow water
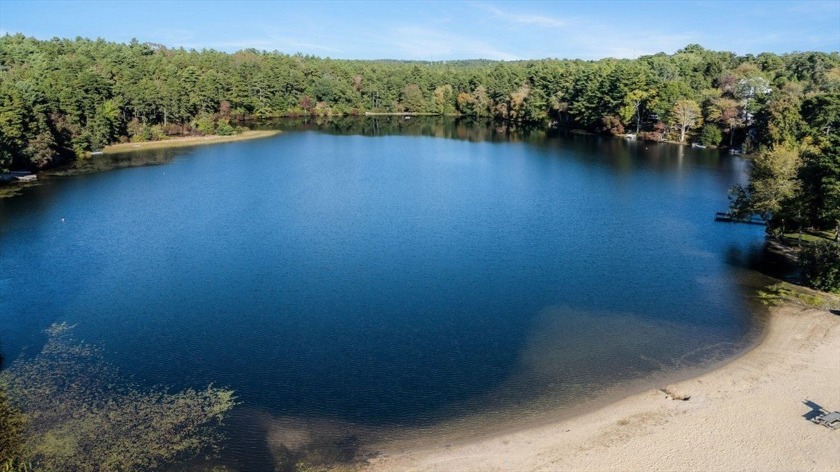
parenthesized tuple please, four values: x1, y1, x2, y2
(0, 118, 770, 468)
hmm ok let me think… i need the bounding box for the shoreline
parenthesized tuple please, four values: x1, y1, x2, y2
(101, 130, 281, 154)
(363, 112, 442, 116)
(364, 302, 840, 471)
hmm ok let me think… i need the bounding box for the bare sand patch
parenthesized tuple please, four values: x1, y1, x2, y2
(102, 130, 280, 154)
(364, 304, 840, 472)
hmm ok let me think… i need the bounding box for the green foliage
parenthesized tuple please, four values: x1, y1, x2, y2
(756, 282, 835, 308)
(24, 128, 56, 168)
(700, 124, 723, 147)
(1, 34, 839, 172)
(619, 89, 652, 134)
(141, 124, 166, 141)
(799, 241, 840, 293)
(400, 84, 426, 112)
(194, 112, 217, 135)
(0, 323, 237, 471)
(754, 83, 805, 148)
(736, 146, 802, 222)
(216, 120, 236, 136)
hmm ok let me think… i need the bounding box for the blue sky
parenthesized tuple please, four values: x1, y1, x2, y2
(1, 0, 838, 60)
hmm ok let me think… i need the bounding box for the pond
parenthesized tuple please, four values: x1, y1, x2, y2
(0, 117, 772, 469)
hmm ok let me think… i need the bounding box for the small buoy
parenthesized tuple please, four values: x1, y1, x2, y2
(61, 218, 65, 222)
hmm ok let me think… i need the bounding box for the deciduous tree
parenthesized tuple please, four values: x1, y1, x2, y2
(671, 99, 701, 143)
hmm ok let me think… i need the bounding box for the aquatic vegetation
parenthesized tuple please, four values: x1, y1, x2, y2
(0, 387, 28, 471)
(0, 323, 237, 471)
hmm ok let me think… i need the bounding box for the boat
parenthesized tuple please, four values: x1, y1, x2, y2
(625, 133, 636, 140)
(692, 143, 706, 149)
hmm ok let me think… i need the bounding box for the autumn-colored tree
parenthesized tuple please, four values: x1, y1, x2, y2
(601, 114, 625, 135)
(433, 84, 454, 115)
(706, 97, 742, 146)
(456, 91, 473, 115)
(509, 84, 530, 121)
(671, 99, 702, 143)
(471, 85, 489, 118)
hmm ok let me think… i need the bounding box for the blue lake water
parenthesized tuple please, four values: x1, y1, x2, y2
(0, 119, 772, 468)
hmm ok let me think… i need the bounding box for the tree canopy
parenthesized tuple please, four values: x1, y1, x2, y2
(2, 35, 839, 171)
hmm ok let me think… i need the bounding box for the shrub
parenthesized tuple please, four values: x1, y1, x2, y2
(600, 114, 624, 135)
(313, 101, 333, 117)
(799, 240, 840, 293)
(193, 113, 216, 136)
(638, 130, 663, 142)
(126, 118, 144, 140)
(162, 123, 186, 136)
(134, 124, 166, 142)
(216, 120, 235, 136)
(700, 124, 722, 147)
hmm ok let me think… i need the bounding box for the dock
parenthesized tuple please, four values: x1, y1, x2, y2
(714, 212, 766, 226)
(0, 172, 38, 184)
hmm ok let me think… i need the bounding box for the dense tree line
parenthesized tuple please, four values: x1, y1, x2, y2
(1, 34, 838, 289)
(1, 35, 838, 168)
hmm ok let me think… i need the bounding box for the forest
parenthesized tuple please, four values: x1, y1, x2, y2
(0, 34, 838, 290)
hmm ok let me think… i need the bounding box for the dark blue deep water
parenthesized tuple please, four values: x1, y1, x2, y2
(1, 119, 771, 467)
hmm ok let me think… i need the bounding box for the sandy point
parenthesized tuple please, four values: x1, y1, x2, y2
(101, 130, 281, 154)
(363, 304, 840, 472)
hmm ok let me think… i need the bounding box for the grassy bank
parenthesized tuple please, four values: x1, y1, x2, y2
(101, 130, 281, 154)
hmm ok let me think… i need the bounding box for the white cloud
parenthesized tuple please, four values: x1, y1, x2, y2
(481, 3, 567, 28)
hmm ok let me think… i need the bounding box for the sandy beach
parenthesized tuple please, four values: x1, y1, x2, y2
(365, 303, 840, 472)
(101, 130, 280, 154)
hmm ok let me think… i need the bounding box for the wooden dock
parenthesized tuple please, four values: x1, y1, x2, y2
(714, 212, 766, 226)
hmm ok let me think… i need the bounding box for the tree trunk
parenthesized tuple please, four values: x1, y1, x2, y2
(680, 125, 686, 143)
(635, 105, 641, 134)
